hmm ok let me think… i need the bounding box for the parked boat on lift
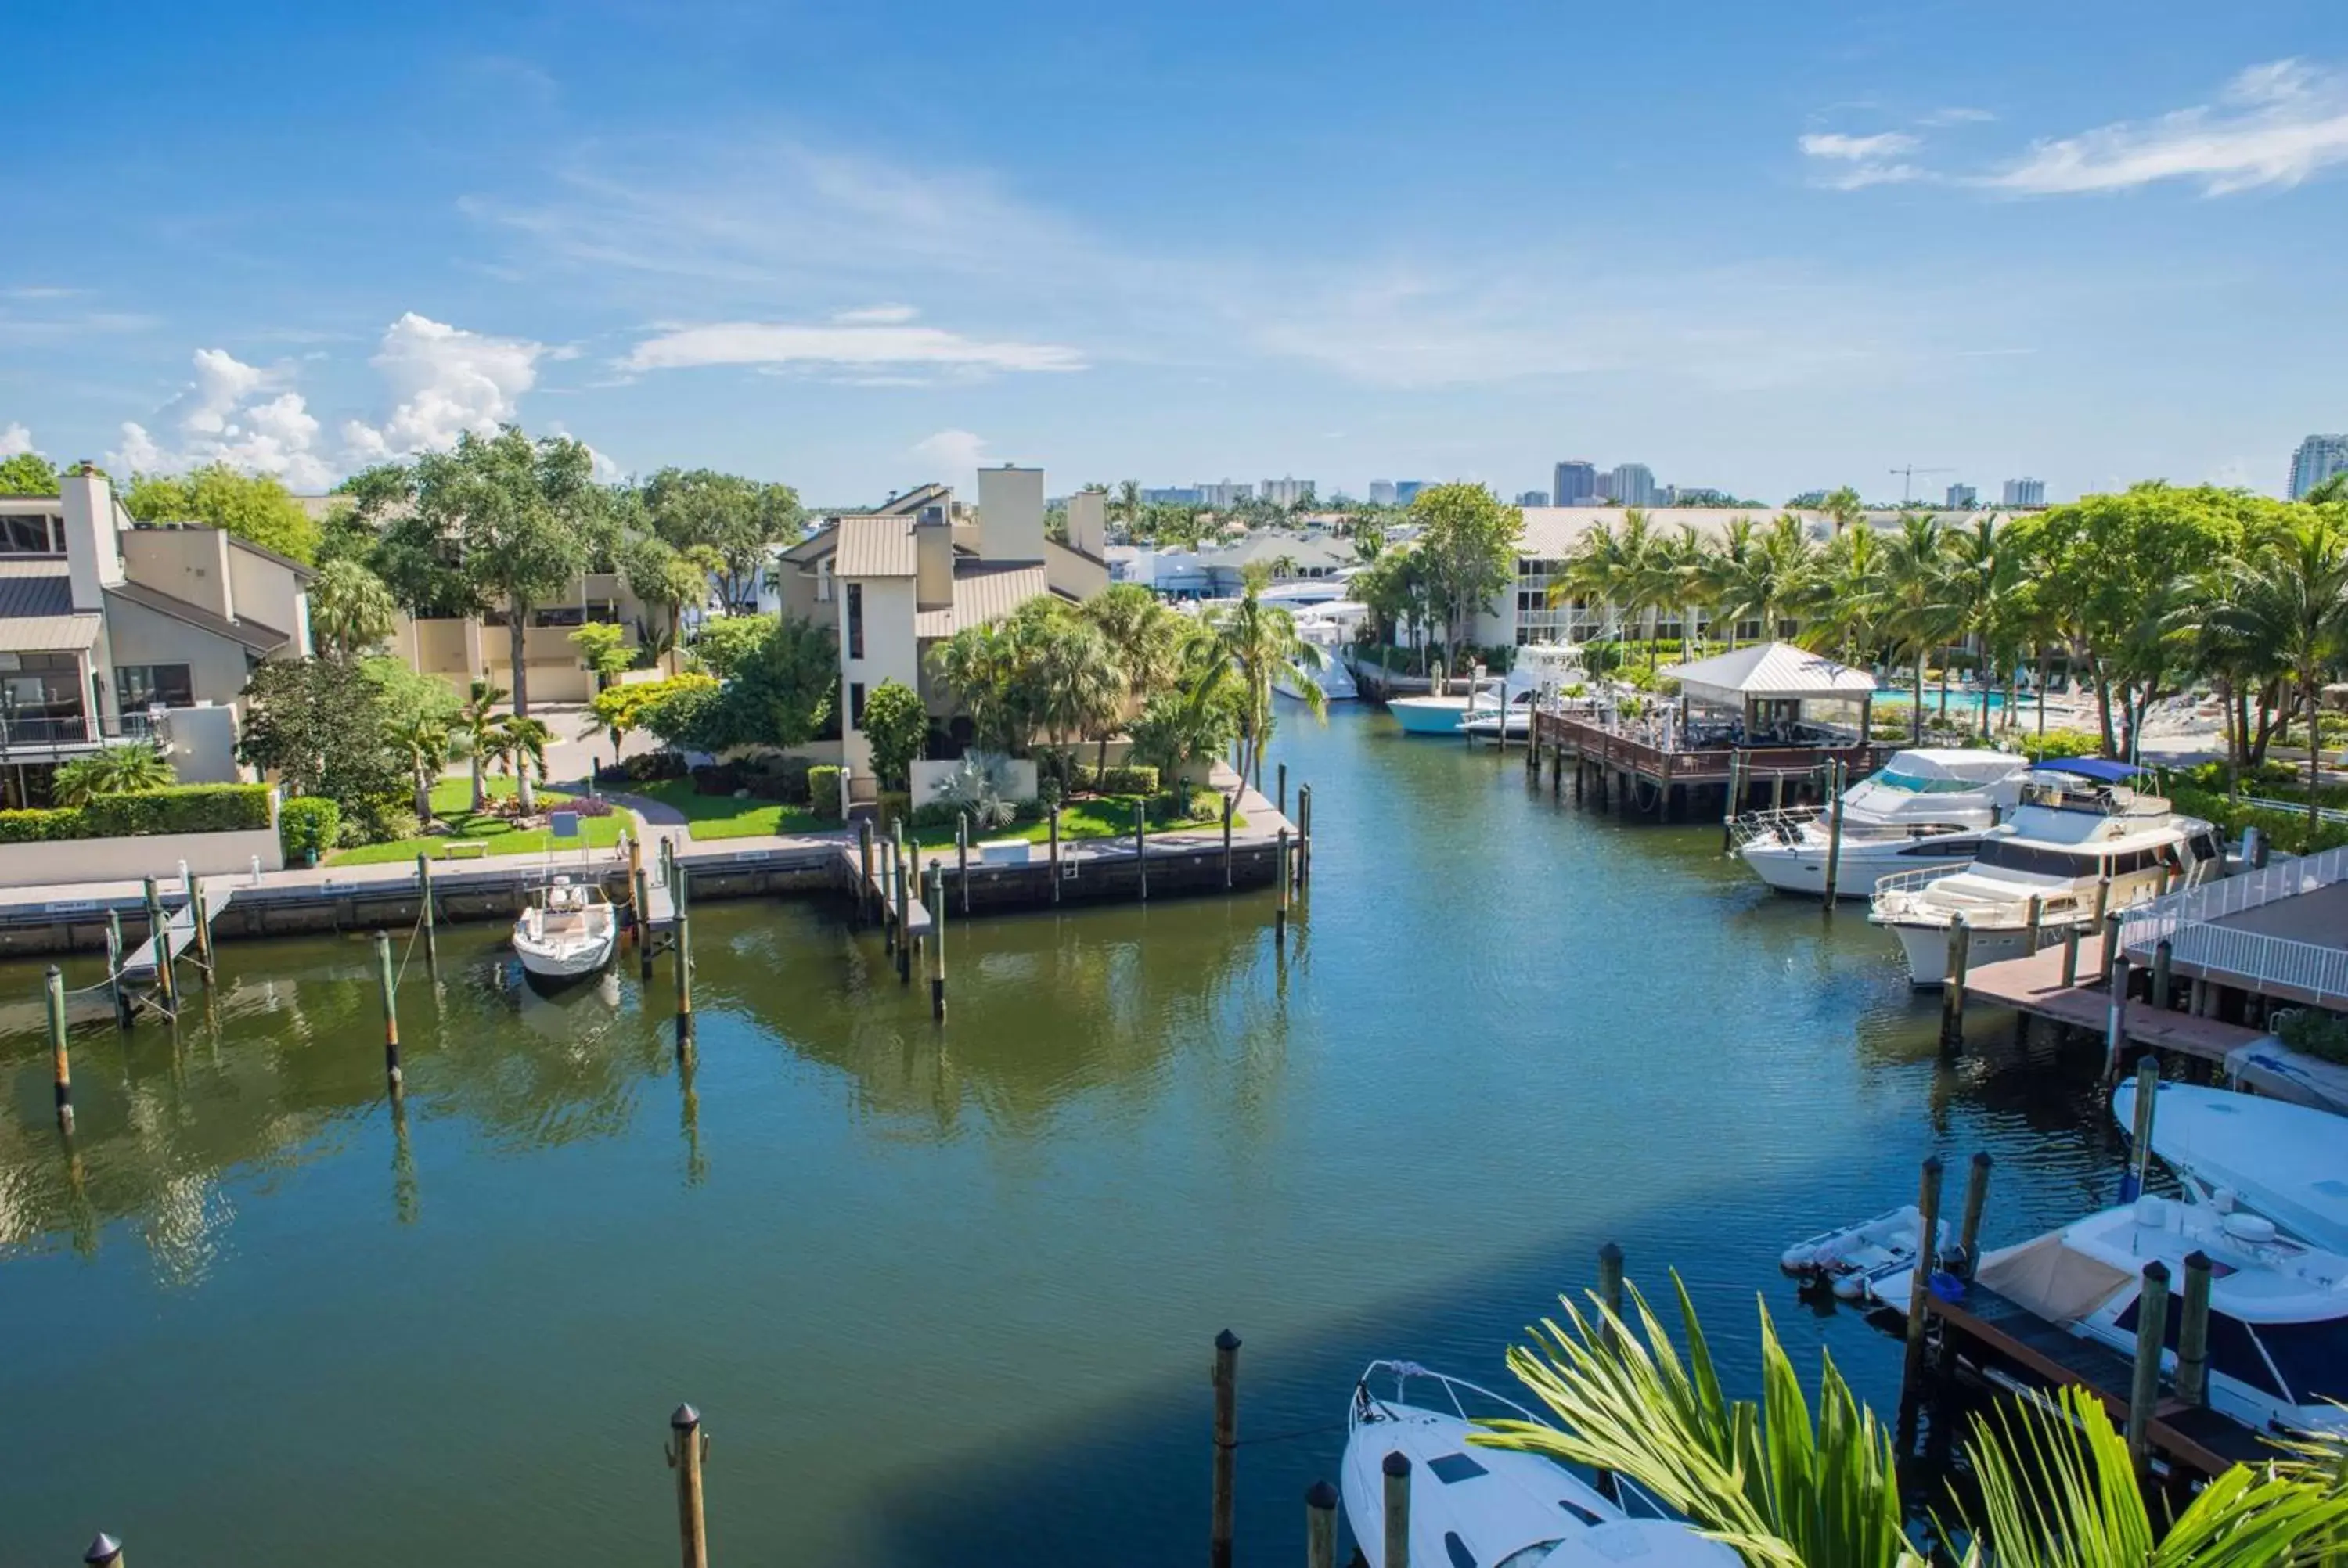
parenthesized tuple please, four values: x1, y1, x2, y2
(512, 876, 619, 983)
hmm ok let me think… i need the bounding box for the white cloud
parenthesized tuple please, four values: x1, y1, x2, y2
(1979, 59, 2348, 196)
(1920, 106, 1997, 127)
(911, 429, 987, 486)
(110, 347, 336, 490)
(0, 423, 33, 458)
(834, 304, 919, 324)
(625, 321, 1085, 378)
(341, 312, 545, 462)
(1799, 131, 1921, 161)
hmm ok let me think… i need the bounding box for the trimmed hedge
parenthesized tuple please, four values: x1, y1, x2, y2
(1071, 764, 1159, 795)
(279, 797, 340, 861)
(808, 765, 844, 822)
(0, 784, 275, 844)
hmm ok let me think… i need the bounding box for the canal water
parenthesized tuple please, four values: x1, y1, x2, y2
(0, 708, 2130, 1566)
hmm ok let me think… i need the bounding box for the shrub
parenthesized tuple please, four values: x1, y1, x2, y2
(565, 797, 617, 818)
(79, 784, 275, 837)
(280, 796, 341, 861)
(0, 807, 82, 843)
(1071, 764, 1158, 795)
(910, 800, 963, 830)
(744, 753, 813, 803)
(2274, 1007, 2348, 1066)
(877, 789, 911, 830)
(807, 764, 844, 822)
(2018, 728, 2105, 761)
(622, 750, 689, 782)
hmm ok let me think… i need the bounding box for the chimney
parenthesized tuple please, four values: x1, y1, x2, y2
(915, 504, 953, 612)
(1067, 491, 1106, 561)
(60, 465, 125, 613)
(975, 466, 1045, 563)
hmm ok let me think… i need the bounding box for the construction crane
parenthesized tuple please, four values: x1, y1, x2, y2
(1888, 465, 1954, 505)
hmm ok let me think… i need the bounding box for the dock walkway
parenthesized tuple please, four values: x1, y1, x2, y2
(118, 879, 238, 981)
(1962, 944, 2261, 1065)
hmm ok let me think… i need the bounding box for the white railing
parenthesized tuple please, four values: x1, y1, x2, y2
(2243, 795, 2348, 827)
(2123, 845, 2348, 950)
(1873, 863, 1971, 900)
(2120, 844, 2348, 1003)
(2152, 922, 2348, 1007)
(1728, 806, 1824, 850)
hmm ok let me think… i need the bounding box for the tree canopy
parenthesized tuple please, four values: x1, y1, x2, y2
(1410, 483, 1524, 670)
(643, 466, 802, 610)
(124, 463, 321, 563)
(0, 451, 60, 495)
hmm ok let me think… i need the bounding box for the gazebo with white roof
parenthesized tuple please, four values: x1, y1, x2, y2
(1662, 640, 1877, 740)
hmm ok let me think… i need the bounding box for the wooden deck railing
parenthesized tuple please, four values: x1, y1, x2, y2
(1531, 711, 1888, 785)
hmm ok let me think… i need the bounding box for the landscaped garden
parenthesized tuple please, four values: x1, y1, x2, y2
(904, 791, 1238, 849)
(625, 776, 828, 840)
(327, 777, 632, 865)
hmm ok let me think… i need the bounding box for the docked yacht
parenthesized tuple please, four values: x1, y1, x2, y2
(2114, 1081, 2348, 1255)
(1342, 1360, 1735, 1568)
(512, 877, 619, 983)
(1275, 600, 1365, 703)
(1878, 1196, 2348, 1442)
(1733, 748, 2028, 897)
(1868, 758, 2223, 986)
(1460, 645, 1588, 743)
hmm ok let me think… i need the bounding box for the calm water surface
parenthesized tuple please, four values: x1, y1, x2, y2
(0, 708, 2130, 1566)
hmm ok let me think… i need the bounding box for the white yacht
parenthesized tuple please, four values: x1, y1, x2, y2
(512, 877, 619, 983)
(1341, 1360, 1734, 1568)
(1869, 758, 2223, 986)
(1878, 1196, 2348, 1442)
(2114, 1081, 2348, 1255)
(1275, 600, 1365, 703)
(1733, 749, 2028, 898)
(1461, 645, 1588, 743)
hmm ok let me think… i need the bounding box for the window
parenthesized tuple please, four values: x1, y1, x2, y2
(1900, 839, 1979, 857)
(847, 582, 865, 660)
(1427, 1454, 1488, 1484)
(2252, 1315, 2348, 1406)
(532, 606, 586, 628)
(849, 681, 866, 729)
(2115, 1297, 2289, 1400)
(1973, 840, 2099, 878)
(116, 664, 194, 709)
(0, 513, 62, 554)
(1, 651, 86, 740)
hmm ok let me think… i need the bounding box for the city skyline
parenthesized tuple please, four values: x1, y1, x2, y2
(4, 4, 2345, 504)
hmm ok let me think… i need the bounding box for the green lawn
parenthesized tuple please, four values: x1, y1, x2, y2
(627, 778, 830, 840)
(907, 793, 1240, 848)
(328, 776, 634, 865)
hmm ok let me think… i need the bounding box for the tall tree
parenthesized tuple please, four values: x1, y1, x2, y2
(124, 463, 322, 563)
(308, 558, 399, 658)
(412, 427, 595, 716)
(1412, 483, 1524, 673)
(1820, 484, 1865, 535)
(1210, 571, 1326, 788)
(0, 451, 61, 494)
(643, 467, 802, 610)
(2206, 511, 2348, 828)
(455, 680, 508, 814)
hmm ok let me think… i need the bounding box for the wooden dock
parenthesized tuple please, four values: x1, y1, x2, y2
(1924, 1282, 2270, 1478)
(1961, 944, 2260, 1065)
(118, 881, 237, 981)
(1529, 709, 1888, 818)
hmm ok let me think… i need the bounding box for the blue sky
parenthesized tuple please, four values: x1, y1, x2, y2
(5, 1, 2345, 505)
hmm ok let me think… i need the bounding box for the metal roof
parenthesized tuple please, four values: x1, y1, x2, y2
(834, 515, 919, 577)
(0, 566, 99, 650)
(105, 581, 290, 653)
(913, 563, 1054, 638)
(1664, 639, 1877, 703)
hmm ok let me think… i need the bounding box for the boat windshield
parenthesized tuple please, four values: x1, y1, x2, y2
(1972, 840, 2100, 878)
(2253, 1316, 2348, 1407)
(1871, 767, 1989, 795)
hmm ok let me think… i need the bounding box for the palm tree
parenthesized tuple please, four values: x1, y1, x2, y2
(308, 558, 399, 659)
(1880, 514, 1959, 743)
(1082, 584, 1182, 771)
(1126, 629, 1242, 812)
(929, 621, 1023, 755)
(456, 680, 508, 813)
(52, 743, 175, 805)
(1018, 610, 1122, 779)
(1820, 484, 1865, 536)
(495, 714, 553, 814)
(1706, 515, 1815, 651)
(389, 711, 462, 825)
(1479, 1276, 2348, 1568)
(1210, 572, 1325, 789)
(2207, 512, 2348, 829)
(1802, 522, 1888, 669)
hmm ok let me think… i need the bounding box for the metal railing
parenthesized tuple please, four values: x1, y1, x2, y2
(0, 710, 168, 750)
(2242, 795, 2348, 827)
(2123, 845, 2348, 944)
(2119, 845, 2348, 1004)
(2140, 922, 2348, 1007)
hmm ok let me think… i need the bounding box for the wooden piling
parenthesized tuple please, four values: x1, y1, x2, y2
(1721, 751, 1742, 851)
(189, 873, 213, 977)
(416, 853, 438, 967)
(2061, 920, 2081, 987)
(880, 835, 897, 954)
(1939, 915, 1971, 1051)
(1900, 1156, 1944, 1394)
(83, 1534, 122, 1568)
(855, 819, 874, 930)
(46, 966, 72, 1133)
(2124, 1261, 2170, 1469)
(927, 862, 946, 1022)
(105, 910, 129, 1028)
(374, 930, 402, 1095)
(1135, 800, 1148, 902)
(1957, 1152, 1992, 1279)
(2123, 1054, 2159, 1200)
(2024, 894, 2044, 955)
(1277, 761, 1287, 818)
(2152, 938, 2173, 1009)
(1305, 1480, 1338, 1568)
(2177, 1250, 2213, 1409)
(1211, 1329, 1241, 1568)
(1049, 809, 1062, 905)
(1596, 1241, 1624, 1354)
(142, 876, 175, 1012)
(675, 868, 697, 1041)
(1298, 784, 1313, 888)
(2092, 878, 2113, 956)
(956, 812, 970, 915)
(668, 1402, 710, 1568)
(1821, 760, 1847, 904)
(2105, 950, 2130, 1078)
(893, 831, 911, 985)
(1221, 793, 1234, 889)
(1275, 827, 1291, 946)
(1381, 1451, 1413, 1568)
(629, 836, 647, 940)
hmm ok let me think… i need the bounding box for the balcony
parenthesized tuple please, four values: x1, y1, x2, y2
(0, 710, 169, 755)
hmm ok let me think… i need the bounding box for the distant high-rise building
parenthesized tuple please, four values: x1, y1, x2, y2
(1141, 486, 1201, 505)
(1368, 480, 1397, 505)
(2289, 435, 2348, 500)
(1609, 463, 1658, 509)
(2001, 477, 2046, 508)
(1552, 459, 1597, 507)
(1260, 477, 1316, 507)
(1394, 480, 1425, 504)
(1198, 480, 1255, 509)
(1946, 483, 1978, 509)
(1515, 489, 1550, 507)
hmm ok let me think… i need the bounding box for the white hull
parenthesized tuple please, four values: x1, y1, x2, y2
(1277, 663, 1358, 702)
(1741, 836, 1977, 897)
(516, 932, 618, 980)
(1882, 918, 2041, 987)
(1389, 696, 1469, 734)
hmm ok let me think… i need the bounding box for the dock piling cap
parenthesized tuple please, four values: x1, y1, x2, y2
(1215, 1328, 1241, 1353)
(1382, 1450, 1410, 1477)
(671, 1402, 700, 1429)
(1305, 1480, 1339, 1510)
(85, 1533, 121, 1565)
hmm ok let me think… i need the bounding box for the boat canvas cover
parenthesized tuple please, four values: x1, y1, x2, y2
(1976, 1232, 2132, 1322)
(2117, 1081, 2348, 1253)
(1886, 749, 2025, 784)
(2225, 1039, 2348, 1117)
(2036, 757, 2150, 783)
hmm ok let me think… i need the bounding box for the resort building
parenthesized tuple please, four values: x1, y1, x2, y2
(769, 466, 1107, 779)
(387, 570, 658, 705)
(0, 469, 315, 805)
(2287, 434, 2348, 501)
(1260, 477, 1316, 507)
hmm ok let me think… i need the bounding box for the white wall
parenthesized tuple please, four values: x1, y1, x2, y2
(0, 825, 282, 889)
(839, 575, 920, 777)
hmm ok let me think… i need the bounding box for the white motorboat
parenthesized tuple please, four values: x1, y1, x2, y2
(1878, 1195, 2348, 1442)
(512, 877, 619, 982)
(1733, 748, 2027, 898)
(1781, 1204, 1958, 1303)
(1868, 758, 2224, 985)
(1342, 1361, 1735, 1568)
(2114, 1080, 2348, 1254)
(1276, 601, 1365, 703)
(1461, 646, 1588, 743)
(1391, 693, 1475, 735)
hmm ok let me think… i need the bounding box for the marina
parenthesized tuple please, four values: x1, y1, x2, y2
(0, 706, 2282, 1566)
